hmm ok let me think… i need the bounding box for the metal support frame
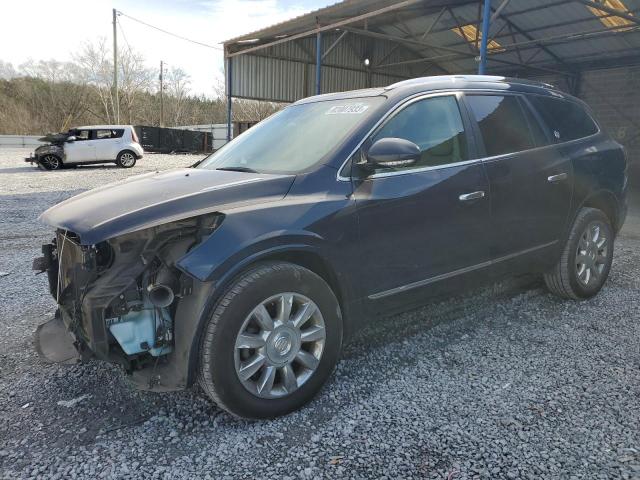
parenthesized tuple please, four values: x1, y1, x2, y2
(316, 31, 322, 95)
(226, 0, 423, 58)
(322, 31, 348, 60)
(577, 0, 640, 25)
(568, 71, 582, 96)
(226, 56, 233, 142)
(490, 0, 512, 23)
(491, 5, 572, 72)
(373, 6, 445, 72)
(478, 0, 492, 74)
(222, 0, 640, 103)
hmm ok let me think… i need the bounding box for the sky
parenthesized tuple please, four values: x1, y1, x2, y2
(1, 0, 335, 96)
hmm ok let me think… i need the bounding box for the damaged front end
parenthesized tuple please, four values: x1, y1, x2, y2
(34, 213, 223, 386)
(25, 143, 64, 167)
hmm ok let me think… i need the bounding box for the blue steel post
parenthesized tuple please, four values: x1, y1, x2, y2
(315, 31, 322, 95)
(226, 56, 233, 143)
(478, 0, 492, 75)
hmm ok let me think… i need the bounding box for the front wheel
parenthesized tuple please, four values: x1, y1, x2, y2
(198, 262, 343, 419)
(544, 207, 614, 299)
(39, 155, 62, 170)
(116, 150, 137, 168)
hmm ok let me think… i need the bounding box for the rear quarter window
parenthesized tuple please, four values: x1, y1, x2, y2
(528, 95, 598, 142)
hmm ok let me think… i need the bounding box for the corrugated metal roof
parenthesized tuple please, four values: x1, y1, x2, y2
(224, 0, 640, 102)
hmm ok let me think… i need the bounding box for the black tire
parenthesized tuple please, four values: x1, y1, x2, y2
(116, 150, 137, 168)
(544, 207, 614, 300)
(39, 154, 62, 170)
(198, 262, 343, 419)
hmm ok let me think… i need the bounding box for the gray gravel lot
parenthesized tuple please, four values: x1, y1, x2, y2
(1, 148, 639, 479)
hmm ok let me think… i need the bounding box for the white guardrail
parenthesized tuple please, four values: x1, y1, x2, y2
(0, 135, 43, 148)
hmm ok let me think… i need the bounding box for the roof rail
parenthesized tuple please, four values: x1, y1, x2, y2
(385, 75, 556, 91)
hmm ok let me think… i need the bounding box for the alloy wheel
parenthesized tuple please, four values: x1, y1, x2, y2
(41, 155, 60, 170)
(575, 220, 608, 287)
(120, 152, 135, 167)
(234, 292, 326, 399)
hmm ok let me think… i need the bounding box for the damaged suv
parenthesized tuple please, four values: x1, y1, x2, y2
(34, 76, 627, 419)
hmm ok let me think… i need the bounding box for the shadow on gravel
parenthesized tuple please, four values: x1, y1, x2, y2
(0, 167, 39, 174)
(343, 274, 542, 360)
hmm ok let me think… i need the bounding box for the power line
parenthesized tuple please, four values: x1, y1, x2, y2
(116, 10, 223, 51)
(116, 17, 135, 58)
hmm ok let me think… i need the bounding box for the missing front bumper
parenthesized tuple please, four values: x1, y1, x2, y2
(34, 313, 82, 364)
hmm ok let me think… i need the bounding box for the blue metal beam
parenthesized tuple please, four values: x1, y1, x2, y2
(478, 0, 492, 74)
(315, 32, 322, 95)
(226, 56, 233, 142)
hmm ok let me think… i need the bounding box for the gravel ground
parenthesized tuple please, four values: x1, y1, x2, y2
(1, 148, 639, 479)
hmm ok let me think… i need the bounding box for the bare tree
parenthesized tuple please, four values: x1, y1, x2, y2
(19, 59, 90, 131)
(75, 38, 155, 124)
(165, 67, 191, 126)
(213, 78, 282, 123)
(119, 48, 155, 124)
(0, 39, 282, 134)
(74, 38, 116, 123)
(0, 60, 17, 80)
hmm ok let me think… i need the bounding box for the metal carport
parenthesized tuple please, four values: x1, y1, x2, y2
(221, 1, 640, 168)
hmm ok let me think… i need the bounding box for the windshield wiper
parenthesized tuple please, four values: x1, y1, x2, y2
(216, 166, 258, 173)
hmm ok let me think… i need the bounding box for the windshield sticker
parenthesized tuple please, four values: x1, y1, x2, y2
(326, 104, 369, 115)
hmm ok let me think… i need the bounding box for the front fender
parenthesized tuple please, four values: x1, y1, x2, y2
(177, 225, 326, 284)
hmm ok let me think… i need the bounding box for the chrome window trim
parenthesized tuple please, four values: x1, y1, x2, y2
(337, 88, 602, 181)
(475, 129, 601, 165)
(368, 240, 558, 300)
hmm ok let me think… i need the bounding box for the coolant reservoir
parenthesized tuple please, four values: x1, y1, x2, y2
(108, 308, 172, 356)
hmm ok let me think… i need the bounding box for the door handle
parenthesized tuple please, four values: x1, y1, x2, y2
(547, 173, 568, 183)
(459, 191, 485, 202)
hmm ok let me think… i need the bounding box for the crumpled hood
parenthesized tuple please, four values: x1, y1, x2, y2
(40, 168, 295, 244)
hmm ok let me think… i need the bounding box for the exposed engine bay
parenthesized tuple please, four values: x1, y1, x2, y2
(33, 213, 223, 379)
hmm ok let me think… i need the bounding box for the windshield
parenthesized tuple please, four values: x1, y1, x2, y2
(197, 97, 384, 174)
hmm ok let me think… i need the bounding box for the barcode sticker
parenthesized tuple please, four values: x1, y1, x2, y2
(326, 104, 369, 115)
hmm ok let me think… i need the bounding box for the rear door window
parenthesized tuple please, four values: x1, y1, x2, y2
(519, 97, 550, 147)
(370, 95, 469, 171)
(528, 95, 598, 142)
(466, 95, 535, 157)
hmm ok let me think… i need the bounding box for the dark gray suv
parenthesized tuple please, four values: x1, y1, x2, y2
(34, 75, 627, 418)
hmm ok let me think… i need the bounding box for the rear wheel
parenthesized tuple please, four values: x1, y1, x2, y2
(116, 150, 136, 168)
(39, 155, 62, 170)
(544, 208, 614, 299)
(198, 262, 343, 419)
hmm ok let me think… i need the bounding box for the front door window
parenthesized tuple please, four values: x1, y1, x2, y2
(368, 95, 469, 173)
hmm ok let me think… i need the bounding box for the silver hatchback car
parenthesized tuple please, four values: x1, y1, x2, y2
(26, 125, 144, 170)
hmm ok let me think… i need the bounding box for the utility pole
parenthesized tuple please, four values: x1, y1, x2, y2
(159, 60, 164, 127)
(112, 8, 120, 124)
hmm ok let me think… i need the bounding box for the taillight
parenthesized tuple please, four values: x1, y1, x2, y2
(132, 128, 139, 144)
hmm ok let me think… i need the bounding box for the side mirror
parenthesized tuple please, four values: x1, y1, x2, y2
(365, 137, 420, 170)
(66, 136, 76, 142)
